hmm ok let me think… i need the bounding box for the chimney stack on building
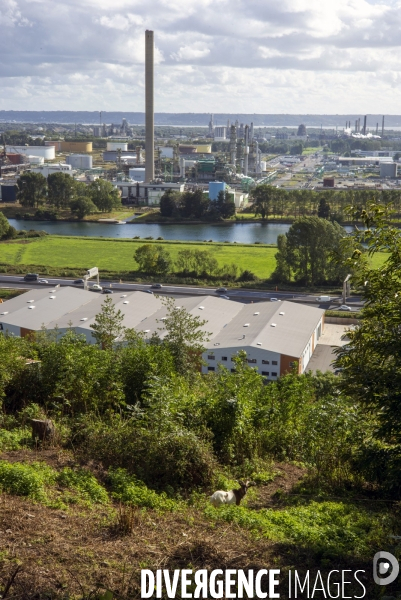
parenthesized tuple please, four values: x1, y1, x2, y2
(145, 30, 154, 183)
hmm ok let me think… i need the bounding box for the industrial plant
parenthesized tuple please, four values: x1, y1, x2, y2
(2, 31, 401, 205)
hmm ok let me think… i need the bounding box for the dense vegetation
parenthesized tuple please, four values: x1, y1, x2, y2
(160, 189, 235, 220)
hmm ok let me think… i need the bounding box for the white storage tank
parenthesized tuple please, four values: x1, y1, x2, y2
(27, 155, 44, 165)
(129, 168, 146, 182)
(6, 145, 55, 160)
(107, 142, 128, 151)
(66, 154, 93, 169)
(260, 161, 267, 171)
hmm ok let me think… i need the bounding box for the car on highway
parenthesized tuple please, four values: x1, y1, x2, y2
(102, 289, 114, 294)
(73, 279, 85, 285)
(23, 273, 39, 282)
(338, 305, 352, 311)
(90, 284, 103, 292)
(215, 287, 228, 294)
(270, 297, 278, 302)
(38, 279, 49, 284)
(151, 283, 162, 289)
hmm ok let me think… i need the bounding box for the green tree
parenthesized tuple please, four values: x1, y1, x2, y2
(16, 172, 47, 208)
(335, 202, 401, 443)
(317, 197, 330, 219)
(47, 172, 75, 209)
(159, 190, 180, 217)
(180, 189, 210, 219)
(272, 234, 292, 283)
(0, 213, 16, 240)
(70, 182, 98, 219)
(159, 297, 211, 375)
(88, 179, 121, 212)
(250, 184, 273, 220)
(215, 190, 236, 219)
(275, 216, 357, 285)
(175, 249, 196, 274)
(90, 296, 125, 350)
(134, 244, 172, 275)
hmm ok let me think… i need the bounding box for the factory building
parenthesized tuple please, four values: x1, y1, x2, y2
(214, 127, 227, 141)
(30, 163, 73, 177)
(6, 146, 55, 160)
(0, 290, 324, 379)
(380, 163, 398, 178)
(107, 142, 128, 152)
(338, 156, 393, 167)
(114, 181, 185, 205)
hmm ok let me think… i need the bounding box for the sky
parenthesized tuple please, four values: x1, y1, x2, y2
(1, 0, 401, 113)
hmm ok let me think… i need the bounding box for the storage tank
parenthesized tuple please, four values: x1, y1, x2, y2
(27, 155, 44, 165)
(129, 168, 146, 182)
(66, 154, 93, 169)
(380, 162, 397, 178)
(260, 161, 267, 171)
(107, 142, 128, 151)
(209, 181, 226, 200)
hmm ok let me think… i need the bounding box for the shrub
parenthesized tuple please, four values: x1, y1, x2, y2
(108, 468, 178, 511)
(0, 461, 56, 501)
(0, 428, 31, 451)
(56, 468, 109, 504)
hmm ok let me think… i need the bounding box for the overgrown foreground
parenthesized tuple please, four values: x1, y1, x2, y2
(0, 322, 400, 599)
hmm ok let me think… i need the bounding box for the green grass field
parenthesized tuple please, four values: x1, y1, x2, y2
(0, 237, 278, 279)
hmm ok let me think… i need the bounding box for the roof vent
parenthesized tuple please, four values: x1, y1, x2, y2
(199, 306, 204, 310)
(49, 290, 56, 293)
(1, 312, 9, 315)
(80, 318, 88, 321)
(28, 306, 35, 310)
(271, 323, 276, 327)
(244, 324, 250, 327)
(121, 294, 127, 298)
(214, 342, 220, 346)
(49, 296, 56, 299)
(144, 329, 150, 333)
(27, 300, 34, 303)
(279, 312, 285, 316)
(254, 312, 260, 315)
(123, 301, 129, 304)
(256, 342, 262, 346)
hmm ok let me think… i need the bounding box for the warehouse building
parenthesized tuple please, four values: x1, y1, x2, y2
(0, 289, 324, 378)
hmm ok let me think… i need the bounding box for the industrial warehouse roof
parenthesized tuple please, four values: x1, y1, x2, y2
(204, 301, 324, 358)
(0, 289, 323, 357)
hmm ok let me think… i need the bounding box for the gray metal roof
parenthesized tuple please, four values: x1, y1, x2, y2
(1, 289, 324, 358)
(204, 301, 324, 357)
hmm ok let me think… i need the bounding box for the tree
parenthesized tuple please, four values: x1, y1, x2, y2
(134, 244, 172, 275)
(317, 196, 331, 219)
(274, 216, 360, 285)
(69, 183, 98, 219)
(272, 234, 292, 283)
(16, 172, 47, 208)
(250, 184, 273, 220)
(290, 142, 303, 155)
(214, 190, 236, 219)
(180, 189, 210, 219)
(47, 172, 75, 209)
(88, 179, 121, 212)
(90, 296, 125, 350)
(160, 190, 180, 217)
(0, 213, 14, 239)
(159, 297, 211, 375)
(335, 203, 401, 444)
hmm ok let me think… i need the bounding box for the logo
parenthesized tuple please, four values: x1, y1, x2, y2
(373, 551, 399, 586)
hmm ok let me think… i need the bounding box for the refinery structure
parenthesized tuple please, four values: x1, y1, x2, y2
(2, 29, 401, 203)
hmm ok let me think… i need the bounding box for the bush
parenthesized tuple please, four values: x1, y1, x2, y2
(237, 269, 258, 282)
(76, 417, 218, 493)
(0, 461, 56, 501)
(56, 468, 109, 504)
(0, 428, 31, 451)
(108, 468, 178, 511)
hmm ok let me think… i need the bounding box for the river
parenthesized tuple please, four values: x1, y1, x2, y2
(8, 219, 355, 244)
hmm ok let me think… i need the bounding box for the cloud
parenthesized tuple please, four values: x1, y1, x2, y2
(1, 0, 401, 112)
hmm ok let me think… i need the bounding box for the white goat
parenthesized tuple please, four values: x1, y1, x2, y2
(209, 480, 253, 507)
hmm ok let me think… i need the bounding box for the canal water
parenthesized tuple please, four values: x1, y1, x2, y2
(8, 219, 355, 244)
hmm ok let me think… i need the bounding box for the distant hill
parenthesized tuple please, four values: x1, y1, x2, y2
(1, 111, 401, 127)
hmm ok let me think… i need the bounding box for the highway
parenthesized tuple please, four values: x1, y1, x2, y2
(0, 274, 363, 311)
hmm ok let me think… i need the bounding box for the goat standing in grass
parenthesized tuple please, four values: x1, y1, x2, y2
(209, 480, 254, 507)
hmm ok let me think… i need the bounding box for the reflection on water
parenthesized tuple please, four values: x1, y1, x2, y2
(8, 219, 355, 245)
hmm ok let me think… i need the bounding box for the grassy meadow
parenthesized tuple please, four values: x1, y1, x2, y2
(0, 236, 278, 279)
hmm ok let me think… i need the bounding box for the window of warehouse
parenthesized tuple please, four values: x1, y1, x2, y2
(222, 356, 228, 361)
(272, 372, 278, 377)
(207, 355, 215, 360)
(248, 359, 257, 364)
(208, 367, 215, 372)
(272, 361, 278, 365)
(262, 371, 269, 376)
(262, 360, 270, 365)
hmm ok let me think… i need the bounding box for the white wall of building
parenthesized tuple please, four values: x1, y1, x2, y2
(202, 346, 282, 380)
(6, 146, 55, 160)
(30, 164, 73, 178)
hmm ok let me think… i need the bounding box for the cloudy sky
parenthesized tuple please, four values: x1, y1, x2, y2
(1, 0, 400, 113)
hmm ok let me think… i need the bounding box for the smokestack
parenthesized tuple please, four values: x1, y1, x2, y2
(145, 30, 154, 183)
(363, 115, 367, 136)
(244, 125, 249, 176)
(382, 116, 385, 137)
(230, 125, 237, 166)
